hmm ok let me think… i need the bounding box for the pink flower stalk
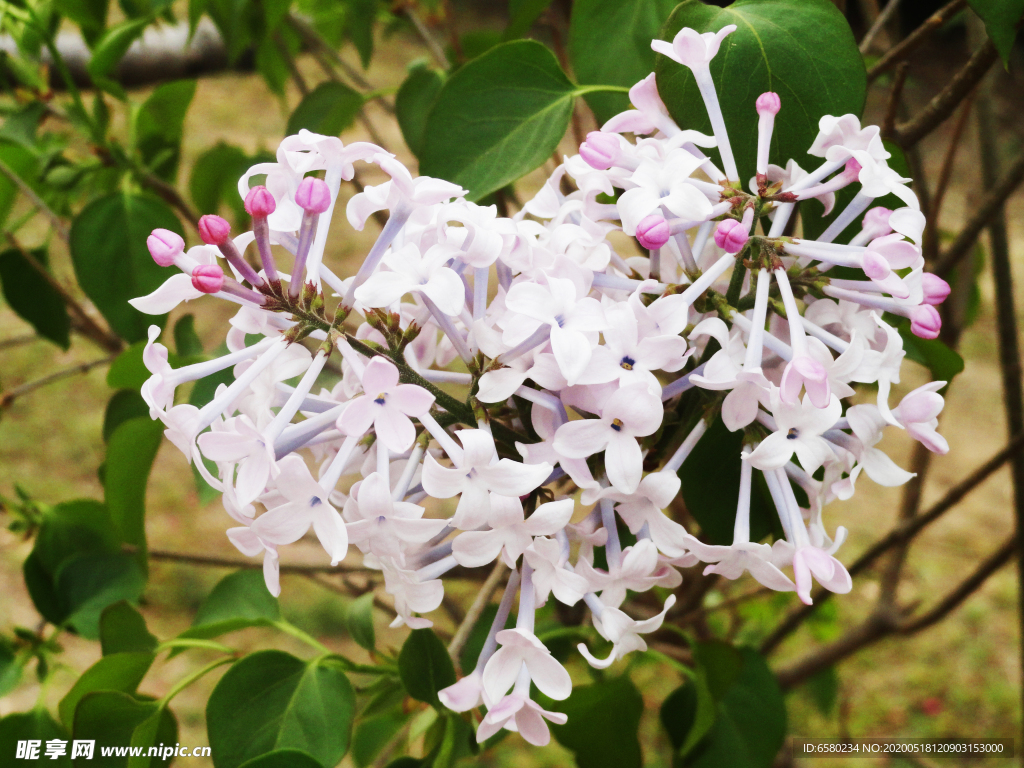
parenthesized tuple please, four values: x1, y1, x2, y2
(289, 176, 332, 301)
(755, 91, 780, 177)
(245, 185, 280, 282)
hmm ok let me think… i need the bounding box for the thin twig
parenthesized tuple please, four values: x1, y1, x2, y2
(859, 0, 902, 54)
(275, 31, 309, 96)
(448, 561, 506, 664)
(139, 545, 372, 574)
(760, 431, 1024, 654)
(0, 157, 69, 241)
(934, 145, 1024, 277)
(402, 7, 450, 69)
(867, 0, 967, 82)
(892, 39, 999, 147)
(0, 334, 37, 351)
(923, 90, 976, 263)
(0, 354, 117, 409)
(136, 170, 200, 227)
(881, 62, 910, 139)
(879, 441, 932, 604)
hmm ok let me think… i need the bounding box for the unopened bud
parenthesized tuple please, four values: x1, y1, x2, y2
(579, 131, 620, 170)
(714, 218, 749, 253)
(636, 214, 670, 250)
(861, 250, 891, 281)
(192, 264, 224, 294)
(147, 228, 184, 267)
(921, 273, 951, 306)
(909, 304, 942, 339)
(295, 177, 332, 213)
(245, 185, 277, 217)
(198, 215, 231, 246)
(862, 207, 893, 235)
(755, 92, 781, 116)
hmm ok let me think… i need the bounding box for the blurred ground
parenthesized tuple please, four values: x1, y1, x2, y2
(1, 16, 1024, 768)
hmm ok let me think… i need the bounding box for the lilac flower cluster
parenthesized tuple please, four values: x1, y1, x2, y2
(132, 25, 950, 746)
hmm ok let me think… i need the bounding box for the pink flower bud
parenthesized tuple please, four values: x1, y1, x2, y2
(861, 250, 891, 280)
(862, 207, 893, 235)
(245, 185, 277, 217)
(714, 218, 749, 253)
(147, 228, 184, 267)
(295, 177, 332, 214)
(921, 273, 951, 306)
(636, 214, 670, 250)
(198, 215, 231, 246)
(579, 131, 620, 170)
(755, 92, 781, 116)
(192, 264, 224, 294)
(899, 390, 944, 424)
(910, 305, 942, 339)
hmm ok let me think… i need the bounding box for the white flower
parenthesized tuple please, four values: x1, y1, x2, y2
(745, 390, 841, 473)
(482, 628, 573, 703)
(578, 594, 677, 669)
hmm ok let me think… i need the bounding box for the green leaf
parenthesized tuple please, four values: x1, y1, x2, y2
(344, 0, 375, 68)
(0, 710, 71, 767)
(287, 82, 365, 138)
(569, 0, 678, 124)
(655, 0, 865, 185)
(351, 714, 406, 768)
(684, 646, 786, 768)
(58, 651, 155, 727)
(54, 0, 110, 47)
(802, 665, 838, 717)
(504, 0, 554, 39)
(446, 30, 503, 66)
(56, 552, 147, 639)
(238, 751, 326, 768)
(0, 638, 23, 696)
(104, 416, 163, 566)
(0, 141, 38, 229)
(107, 342, 151, 390)
(88, 17, 153, 97)
(207, 650, 356, 768)
(174, 314, 204, 357)
(127, 705, 178, 768)
(345, 592, 376, 653)
(103, 390, 151, 443)
(100, 601, 158, 656)
(547, 675, 644, 768)
(398, 629, 455, 709)
(70, 193, 182, 342)
(968, 0, 1024, 65)
(897, 320, 964, 387)
(72, 691, 158, 766)
(395, 65, 445, 158)
(420, 40, 577, 201)
(190, 143, 250, 224)
(678, 416, 782, 545)
(660, 675, 717, 758)
(180, 569, 280, 643)
(0, 246, 71, 349)
(132, 79, 197, 182)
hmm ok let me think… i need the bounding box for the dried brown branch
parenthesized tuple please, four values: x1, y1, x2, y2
(867, 0, 967, 82)
(934, 145, 1024, 277)
(0, 354, 117, 409)
(892, 39, 999, 147)
(923, 91, 976, 263)
(881, 62, 910, 139)
(0, 158, 69, 241)
(859, 0, 902, 54)
(140, 545, 372, 574)
(448, 560, 507, 665)
(401, 7, 450, 70)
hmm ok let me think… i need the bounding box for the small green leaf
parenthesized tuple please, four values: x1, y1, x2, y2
(173, 314, 204, 358)
(70, 193, 182, 342)
(0, 246, 71, 349)
(968, 0, 1024, 65)
(660, 674, 717, 757)
(345, 592, 376, 653)
(344, 0, 375, 68)
(207, 650, 356, 768)
(107, 341, 151, 390)
(655, 0, 865, 186)
(0, 638, 23, 696)
(398, 629, 456, 709)
(59, 651, 155, 727)
(803, 665, 839, 717)
(547, 675, 644, 768)
(238, 751, 326, 768)
(132, 79, 197, 182)
(54, 0, 110, 47)
(104, 416, 164, 566)
(127, 705, 178, 768)
(287, 82, 365, 138)
(72, 691, 158, 766)
(190, 143, 261, 225)
(568, 0, 678, 123)
(179, 569, 281, 643)
(88, 17, 153, 97)
(395, 65, 445, 158)
(56, 552, 147, 640)
(351, 714, 406, 768)
(420, 40, 577, 201)
(897, 322, 964, 388)
(504, 0, 554, 40)
(103, 391, 151, 443)
(100, 601, 158, 656)
(0, 710, 71, 767)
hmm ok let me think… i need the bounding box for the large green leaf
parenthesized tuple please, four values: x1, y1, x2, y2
(132, 79, 197, 182)
(104, 416, 163, 567)
(55, 552, 147, 640)
(569, 0, 678, 124)
(655, 0, 865, 186)
(420, 40, 577, 201)
(238, 751, 325, 768)
(0, 710, 71, 767)
(287, 82, 364, 138)
(397, 628, 455, 709)
(71, 691, 158, 767)
(58, 651, 155, 727)
(968, 0, 1024, 65)
(100, 601, 158, 656)
(70, 193, 182, 342)
(504, 0, 554, 40)
(395, 65, 445, 158)
(179, 569, 280, 643)
(88, 17, 153, 97)
(897, 320, 964, 387)
(206, 650, 356, 768)
(103, 391, 151, 443)
(345, 592, 375, 653)
(0, 246, 71, 349)
(127, 705, 178, 768)
(548, 675, 644, 768)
